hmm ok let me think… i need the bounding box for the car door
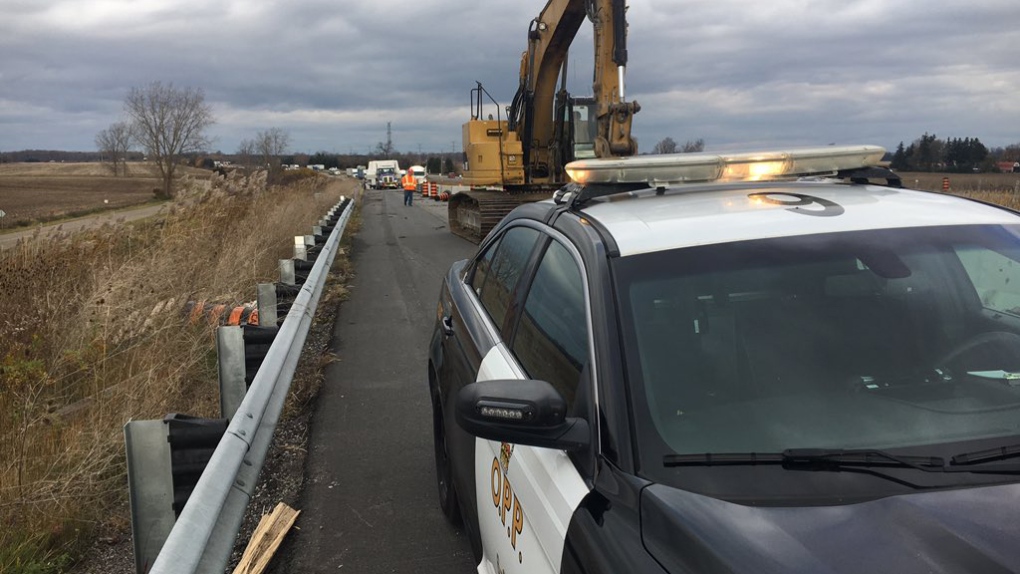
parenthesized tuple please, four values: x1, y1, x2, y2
(442, 224, 543, 550)
(473, 234, 593, 574)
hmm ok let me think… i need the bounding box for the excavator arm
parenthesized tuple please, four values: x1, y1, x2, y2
(509, 0, 639, 183)
(590, 0, 641, 157)
(452, 0, 639, 243)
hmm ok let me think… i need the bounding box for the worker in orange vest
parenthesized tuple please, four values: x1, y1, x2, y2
(401, 170, 417, 206)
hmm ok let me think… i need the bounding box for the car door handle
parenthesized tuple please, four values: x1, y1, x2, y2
(441, 316, 454, 336)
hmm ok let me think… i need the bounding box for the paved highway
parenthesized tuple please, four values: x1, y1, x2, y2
(277, 189, 479, 572)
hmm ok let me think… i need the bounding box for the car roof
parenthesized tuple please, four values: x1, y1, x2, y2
(576, 180, 1020, 257)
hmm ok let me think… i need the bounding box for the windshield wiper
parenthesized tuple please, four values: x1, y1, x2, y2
(665, 448, 1020, 477)
(966, 370, 1020, 386)
(664, 448, 945, 471)
(951, 443, 1020, 466)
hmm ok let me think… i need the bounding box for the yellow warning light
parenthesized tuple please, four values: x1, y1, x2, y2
(565, 145, 886, 187)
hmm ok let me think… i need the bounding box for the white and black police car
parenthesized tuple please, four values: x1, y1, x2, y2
(428, 145, 1020, 573)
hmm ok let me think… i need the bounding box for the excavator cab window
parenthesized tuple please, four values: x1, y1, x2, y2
(570, 99, 598, 160)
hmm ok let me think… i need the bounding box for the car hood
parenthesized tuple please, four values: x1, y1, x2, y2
(641, 482, 1020, 573)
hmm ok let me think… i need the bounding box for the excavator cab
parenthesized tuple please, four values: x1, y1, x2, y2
(568, 97, 598, 160)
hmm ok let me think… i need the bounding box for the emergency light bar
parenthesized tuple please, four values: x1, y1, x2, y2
(565, 145, 887, 186)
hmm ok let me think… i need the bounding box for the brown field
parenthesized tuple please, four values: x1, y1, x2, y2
(0, 162, 211, 226)
(898, 171, 1020, 194)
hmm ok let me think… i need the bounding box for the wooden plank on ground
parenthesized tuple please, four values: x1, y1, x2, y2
(231, 502, 301, 574)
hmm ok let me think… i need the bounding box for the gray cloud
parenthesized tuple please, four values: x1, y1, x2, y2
(1, 0, 1018, 155)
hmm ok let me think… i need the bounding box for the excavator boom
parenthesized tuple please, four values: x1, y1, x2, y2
(513, 0, 639, 182)
(452, 0, 639, 243)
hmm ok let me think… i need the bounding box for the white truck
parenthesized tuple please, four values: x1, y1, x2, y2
(408, 165, 427, 184)
(366, 159, 401, 189)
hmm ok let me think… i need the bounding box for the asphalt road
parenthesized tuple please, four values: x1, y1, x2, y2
(279, 189, 479, 572)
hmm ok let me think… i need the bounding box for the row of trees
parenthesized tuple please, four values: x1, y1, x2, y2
(96, 84, 462, 197)
(651, 137, 705, 154)
(98, 83, 302, 196)
(890, 134, 1020, 173)
(235, 127, 291, 179)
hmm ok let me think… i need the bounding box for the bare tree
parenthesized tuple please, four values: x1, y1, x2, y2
(1001, 143, 1020, 163)
(653, 137, 677, 154)
(95, 121, 133, 176)
(681, 138, 705, 153)
(236, 138, 256, 171)
(125, 82, 214, 199)
(652, 136, 706, 155)
(255, 128, 290, 179)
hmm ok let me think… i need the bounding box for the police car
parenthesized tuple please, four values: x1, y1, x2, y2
(427, 145, 1020, 573)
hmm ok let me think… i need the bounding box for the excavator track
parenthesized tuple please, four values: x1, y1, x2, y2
(448, 190, 555, 244)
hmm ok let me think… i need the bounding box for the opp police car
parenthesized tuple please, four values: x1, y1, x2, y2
(428, 145, 1020, 573)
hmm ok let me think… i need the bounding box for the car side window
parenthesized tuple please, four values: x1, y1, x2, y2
(511, 240, 588, 408)
(956, 244, 1020, 316)
(470, 236, 500, 297)
(474, 226, 540, 330)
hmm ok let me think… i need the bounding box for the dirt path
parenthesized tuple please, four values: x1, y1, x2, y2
(0, 202, 169, 251)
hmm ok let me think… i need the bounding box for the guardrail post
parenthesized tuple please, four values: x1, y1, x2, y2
(256, 283, 278, 327)
(125, 420, 175, 574)
(125, 414, 228, 574)
(293, 236, 308, 261)
(279, 259, 296, 286)
(217, 326, 246, 420)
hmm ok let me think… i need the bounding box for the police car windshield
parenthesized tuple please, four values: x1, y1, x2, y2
(613, 224, 1020, 487)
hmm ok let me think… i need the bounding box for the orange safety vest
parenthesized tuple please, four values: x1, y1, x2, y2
(402, 172, 417, 191)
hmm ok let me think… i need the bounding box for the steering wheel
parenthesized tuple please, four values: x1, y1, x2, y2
(936, 331, 1020, 372)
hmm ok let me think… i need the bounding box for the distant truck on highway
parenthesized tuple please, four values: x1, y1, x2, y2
(366, 159, 401, 189)
(408, 165, 427, 184)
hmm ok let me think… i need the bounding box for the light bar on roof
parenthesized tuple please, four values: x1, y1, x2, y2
(565, 145, 887, 186)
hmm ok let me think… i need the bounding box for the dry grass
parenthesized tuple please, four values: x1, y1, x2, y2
(892, 171, 1020, 210)
(0, 171, 360, 572)
(899, 171, 1020, 195)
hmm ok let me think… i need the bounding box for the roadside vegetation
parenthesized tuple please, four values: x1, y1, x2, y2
(898, 171, 1020, 198)
(0, 170, 357, 573)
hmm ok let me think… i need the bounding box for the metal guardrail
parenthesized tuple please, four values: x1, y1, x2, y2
(139, 197, 353, 574)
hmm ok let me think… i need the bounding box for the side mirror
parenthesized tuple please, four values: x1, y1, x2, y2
(455, 379, 589, 451)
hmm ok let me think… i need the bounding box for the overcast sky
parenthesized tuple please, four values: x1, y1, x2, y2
(2, 0, 1019, 156)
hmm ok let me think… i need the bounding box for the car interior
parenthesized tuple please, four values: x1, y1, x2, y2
(626, 228, 1020, 451)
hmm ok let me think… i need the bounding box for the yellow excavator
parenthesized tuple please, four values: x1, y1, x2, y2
(448, 0, 641, 243)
